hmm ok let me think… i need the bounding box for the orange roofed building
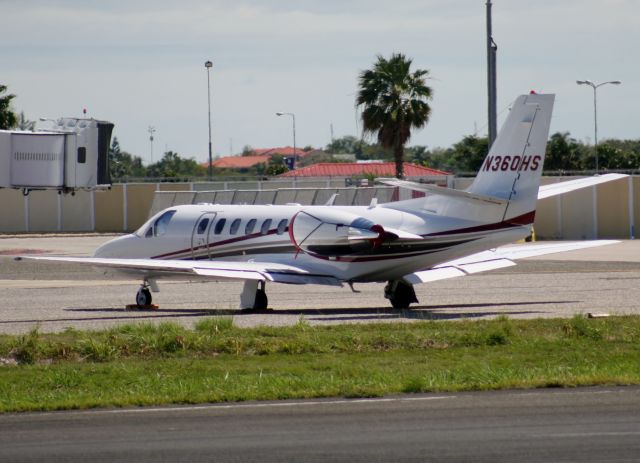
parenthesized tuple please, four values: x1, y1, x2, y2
(211, 155, 271, 169)
(206, 146, 308, 170)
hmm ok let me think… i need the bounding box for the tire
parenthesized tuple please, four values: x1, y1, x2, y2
(253, 289, 268, 311)
(390, 293, 411, 310)
(136, 288, 152, 307)
(387, 281, 417, 310)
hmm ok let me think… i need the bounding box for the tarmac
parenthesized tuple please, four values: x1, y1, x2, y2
(2, 235, 640, 333)
(2, 387, 639, 462)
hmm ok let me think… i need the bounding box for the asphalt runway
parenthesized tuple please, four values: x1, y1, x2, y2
(2, 235, 640, 333)
(1, 387, 639, 462)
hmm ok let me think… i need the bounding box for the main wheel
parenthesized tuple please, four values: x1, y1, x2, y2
(136, 287, 152, 307)
(385, 281, 418, 309)
(253, 288, 268, 311)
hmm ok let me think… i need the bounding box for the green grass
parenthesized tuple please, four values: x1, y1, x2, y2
(0, 315, 639, 412)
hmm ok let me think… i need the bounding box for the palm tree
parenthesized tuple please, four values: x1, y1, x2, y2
(356, 53, 432, 178)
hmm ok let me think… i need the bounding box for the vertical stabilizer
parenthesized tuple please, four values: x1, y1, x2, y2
(468, 93, 554, 223)
(468, 93, 555, 224)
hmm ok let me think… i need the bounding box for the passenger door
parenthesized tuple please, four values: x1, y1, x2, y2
(191, 212, 217, 260)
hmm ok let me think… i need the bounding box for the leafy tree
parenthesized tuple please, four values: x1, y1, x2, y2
(297, 150, 335, 167)
(241, 145, 255, 156)
(589, 140, 640, 171)
(0, 84, 17, 129)
(324, 135, 389, 160)
(108, 137, 146, 178)
(404, 145, 429, 165)
(356, 53, 433, 178)
(544, 132, 585, 171)
(447, 135, 489, 173)
(146, 151, 205, 178)
(265, 154, 288, 176)
(325, 135, 362, 154)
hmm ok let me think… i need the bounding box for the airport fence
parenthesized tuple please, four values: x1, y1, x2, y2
(1, 175, 639, 240)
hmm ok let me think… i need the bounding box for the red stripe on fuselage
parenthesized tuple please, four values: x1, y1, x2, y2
(425, 211, 535, 237)
(152, 228, 282, 260)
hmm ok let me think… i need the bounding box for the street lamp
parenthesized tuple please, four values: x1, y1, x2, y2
(275, 112, 296, 169)
(576, 79, 622, 173)
(205, 60, 213, 179)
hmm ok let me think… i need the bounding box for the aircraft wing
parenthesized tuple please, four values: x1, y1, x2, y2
(403, 240, 619, 284)
(537, 173, 628, 199)
(16, 256, 343, 287)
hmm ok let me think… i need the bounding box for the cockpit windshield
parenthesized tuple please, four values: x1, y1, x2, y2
(137, 210, 177, 238)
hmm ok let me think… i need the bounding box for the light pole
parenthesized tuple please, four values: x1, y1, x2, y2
(486, 0, 498, 148)
(205, 60, 213, 179)
(276, 112, 296, 168)
(576, 79, 622, 173)
(148, 126, 156, 164)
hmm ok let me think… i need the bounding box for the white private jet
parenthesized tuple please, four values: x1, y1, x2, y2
(20, 93, 626, 310)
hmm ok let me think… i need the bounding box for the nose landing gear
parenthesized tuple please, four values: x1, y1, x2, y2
(136, 285, 153, 307)
(130, 279, 159, 309)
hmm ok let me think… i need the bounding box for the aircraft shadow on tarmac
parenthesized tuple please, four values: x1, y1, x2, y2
(46, 299, 579, 323)
(0, 300, 577, 325)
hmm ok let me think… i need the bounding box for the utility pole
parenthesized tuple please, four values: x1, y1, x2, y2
(148, 126, 156, 164)
(205, 60, 213, 179)
(486, 0, 498, 148)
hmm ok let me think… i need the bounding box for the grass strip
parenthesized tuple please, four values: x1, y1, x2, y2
(0, 315, 639, 412)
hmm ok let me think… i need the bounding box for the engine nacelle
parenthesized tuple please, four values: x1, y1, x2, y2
(289, 209, 391, 258)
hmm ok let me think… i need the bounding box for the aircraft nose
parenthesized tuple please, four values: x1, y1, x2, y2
(93, 234, 136, 258)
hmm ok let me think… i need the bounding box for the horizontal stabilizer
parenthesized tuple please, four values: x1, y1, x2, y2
(538, 173, 628, 199)
(377, 178, 507, 206)
(404, 258, 515, 284)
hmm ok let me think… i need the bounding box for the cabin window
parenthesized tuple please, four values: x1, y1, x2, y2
(214, 218, 227, 235)
(229, 218, 241, 235)
(77, 147, 86, 164)
(260, 218, 272, 235)
(277, 218, 288, 235)
(245, 218, 257, 235)
(148, 210, 176, 237)
(196, 218, 210, 235)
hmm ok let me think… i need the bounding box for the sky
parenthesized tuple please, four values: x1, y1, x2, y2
(2, 0, 639, 165)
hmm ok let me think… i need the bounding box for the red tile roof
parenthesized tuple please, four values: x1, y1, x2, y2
(279, 162, 450, 177)
(211, 155, 271, 169)
(208, 147, 312, 169)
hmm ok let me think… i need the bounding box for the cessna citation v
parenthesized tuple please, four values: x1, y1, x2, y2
(20, 93, 626, 310)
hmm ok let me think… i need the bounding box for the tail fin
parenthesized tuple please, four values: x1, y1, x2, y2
(468, 93, 555, 222)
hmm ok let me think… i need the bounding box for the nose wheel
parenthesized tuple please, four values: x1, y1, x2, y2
(136, 286, 153, 307)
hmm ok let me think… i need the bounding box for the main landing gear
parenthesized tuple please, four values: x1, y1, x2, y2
(384, 280, 418, 309)
(240, 280, 269, 311)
